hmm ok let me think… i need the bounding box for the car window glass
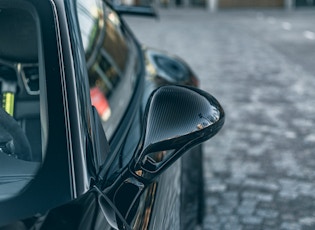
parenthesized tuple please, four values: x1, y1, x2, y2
(76, 0, 139, 138)
(0, 6, 45, 200)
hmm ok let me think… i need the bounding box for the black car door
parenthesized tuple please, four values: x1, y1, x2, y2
(74, 0, 183, 228)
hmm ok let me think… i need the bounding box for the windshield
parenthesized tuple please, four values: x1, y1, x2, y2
(0, 6, 44, 200)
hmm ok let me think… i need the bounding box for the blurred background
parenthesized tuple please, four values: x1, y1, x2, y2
(124, 0, 315, 10)
(124, 2, 315, 230)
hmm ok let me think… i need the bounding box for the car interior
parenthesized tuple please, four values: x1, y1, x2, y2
(0, 7, 41, 162)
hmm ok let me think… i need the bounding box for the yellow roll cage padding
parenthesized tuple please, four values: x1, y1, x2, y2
(2, 92, 15, 116)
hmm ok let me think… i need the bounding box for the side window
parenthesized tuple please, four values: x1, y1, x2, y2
(0, 0, 76, 209)
(0, 5, 45, 200)
(76, 0, 139, 138)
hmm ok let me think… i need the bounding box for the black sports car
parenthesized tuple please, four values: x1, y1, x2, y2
(0, 0, 224, 229)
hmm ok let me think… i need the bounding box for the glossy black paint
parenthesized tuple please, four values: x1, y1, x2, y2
(0, 0, 224, 229)
(130, 85, 224, 181)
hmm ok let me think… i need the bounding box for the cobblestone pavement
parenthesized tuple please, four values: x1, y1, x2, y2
(124, 8, 315, 230)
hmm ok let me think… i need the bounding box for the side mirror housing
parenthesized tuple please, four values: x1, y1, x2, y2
(98, 85, 224, 229)
(130, 85, 224, 182)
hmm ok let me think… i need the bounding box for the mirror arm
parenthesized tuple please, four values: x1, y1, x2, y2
(97, 168, 147, 229)
(94, 185, 133, 230)
(131, 121, 224, 182)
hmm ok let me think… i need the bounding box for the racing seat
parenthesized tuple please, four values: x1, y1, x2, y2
(0, 7, 40, 162)
(0, 106, 32, 161)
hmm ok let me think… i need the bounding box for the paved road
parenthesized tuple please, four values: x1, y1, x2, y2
(124, 8, 315, 230)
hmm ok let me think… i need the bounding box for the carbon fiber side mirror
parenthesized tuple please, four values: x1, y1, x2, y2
(98, 85, 225, 230)
(131, 85, 225, 182)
